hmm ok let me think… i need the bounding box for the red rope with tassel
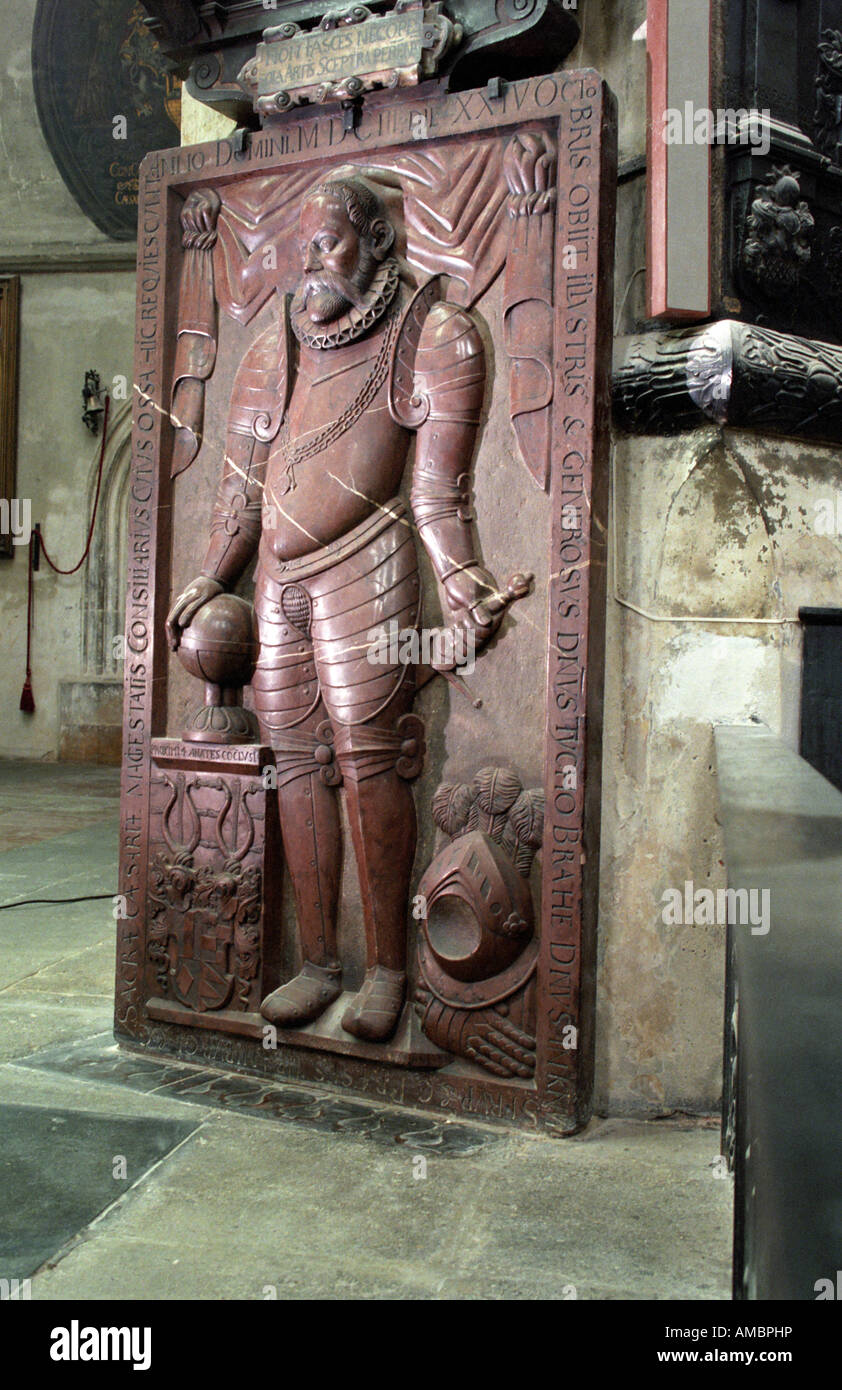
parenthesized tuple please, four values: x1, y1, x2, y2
(39, 395, 111, 575)
(20, 396, 111, 713)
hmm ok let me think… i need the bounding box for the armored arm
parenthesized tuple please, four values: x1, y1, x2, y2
(409, 303, 505, 635)
(200, 414, 269, 589)
(201, 311, 292, 588)
(166, 321, 282, 649)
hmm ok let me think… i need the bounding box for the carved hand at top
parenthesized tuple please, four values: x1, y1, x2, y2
(504, 131, 557, 216)
(165, 575, 224, 651)
(181, 188, 222, 251)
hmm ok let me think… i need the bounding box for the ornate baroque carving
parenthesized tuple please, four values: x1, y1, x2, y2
(815, 29, 842, 164)
(239, 3, 463, 117)
(740, 166, 814, 300)
(614, 319, 842, 444)
(141, 0, 581, 116)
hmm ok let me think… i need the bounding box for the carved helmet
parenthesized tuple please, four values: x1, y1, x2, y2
(416, 830, 534, 984)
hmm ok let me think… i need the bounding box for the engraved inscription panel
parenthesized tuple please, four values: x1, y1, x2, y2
(257, 12, 424, 96)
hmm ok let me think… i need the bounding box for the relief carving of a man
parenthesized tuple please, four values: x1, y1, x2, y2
(166, 175, 507, 1042)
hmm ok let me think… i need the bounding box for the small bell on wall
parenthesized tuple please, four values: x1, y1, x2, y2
(81, 369, 105, 434)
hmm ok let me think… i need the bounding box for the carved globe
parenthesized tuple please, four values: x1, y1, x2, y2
(177, 594, 259, 688)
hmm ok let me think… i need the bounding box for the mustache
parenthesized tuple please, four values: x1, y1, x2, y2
(302, 270, 366, 309)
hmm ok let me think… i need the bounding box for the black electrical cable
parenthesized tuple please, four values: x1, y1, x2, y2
(0, 893, 117, 912)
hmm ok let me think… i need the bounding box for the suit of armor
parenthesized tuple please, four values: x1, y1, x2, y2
(170, 181, 498, 1042)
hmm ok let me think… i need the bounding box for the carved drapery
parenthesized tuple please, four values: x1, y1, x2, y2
(168, 137, 556, 488)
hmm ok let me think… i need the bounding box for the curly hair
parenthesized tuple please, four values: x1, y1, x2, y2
(307, 177, 389, 244)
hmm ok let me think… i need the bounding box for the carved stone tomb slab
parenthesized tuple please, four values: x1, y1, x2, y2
(118, 70, 616, 1133)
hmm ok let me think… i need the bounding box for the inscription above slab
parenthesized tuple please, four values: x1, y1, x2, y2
(259, 12, 423, 92)
(239, 3, 461, 113)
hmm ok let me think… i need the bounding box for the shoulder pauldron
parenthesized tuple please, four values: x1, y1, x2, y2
(389, 277, 486, 429)
(227, 292, 293, 443)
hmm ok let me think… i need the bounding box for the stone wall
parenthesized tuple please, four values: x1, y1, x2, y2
(0, 2, 136, 763)
(573, 2, 811, 1114)
(596, 424, 822, 1114)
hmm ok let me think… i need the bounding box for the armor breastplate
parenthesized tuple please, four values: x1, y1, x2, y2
(266, 302, 407, 497)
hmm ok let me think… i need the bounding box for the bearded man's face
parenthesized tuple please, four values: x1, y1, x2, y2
(297, 193, 377, 324)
